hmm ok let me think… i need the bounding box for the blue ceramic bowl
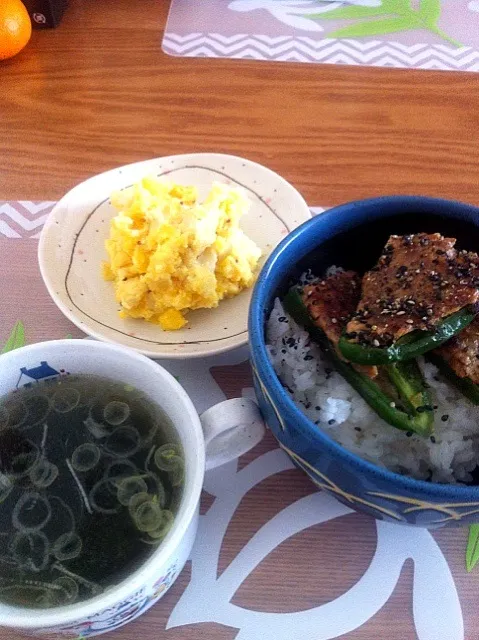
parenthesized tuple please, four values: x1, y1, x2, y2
(249, 196, 479, 527)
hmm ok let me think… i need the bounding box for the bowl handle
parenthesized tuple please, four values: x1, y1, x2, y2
(200, 398, 265, 470)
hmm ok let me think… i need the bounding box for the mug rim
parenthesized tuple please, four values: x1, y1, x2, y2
(249, 195, 479, 501)
(0, 339, 205, 628)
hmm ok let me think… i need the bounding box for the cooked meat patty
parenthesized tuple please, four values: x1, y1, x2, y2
(303, 270, 360, 345)
(345, 233, 479, 348)
(435, 318, 479, 384)
(303, 270, 377, 378)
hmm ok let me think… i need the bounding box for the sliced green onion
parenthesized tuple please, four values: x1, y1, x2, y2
(89, 479, 121, 514)
(52, 388, 80, 414)
(52, 576, 79, 604)
(71, 443, 101, 472)
(23, 395, 51, 427)
(10, 531, 49, 573)
(117, 476, 148, 506)
(154, 444, 182, 471)
(132, 500, 163, 533)
(29, 459, 58, 489)
(147, 510, 174, 540)
(12, 492, 51, 533)
(105, 426, 140, 458)
(53, 532, 82, 561)
(103, 401, 130, 426)
(128, 492, 151, 517)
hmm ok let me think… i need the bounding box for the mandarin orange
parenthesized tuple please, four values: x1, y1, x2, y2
(0, 0, 32, 61)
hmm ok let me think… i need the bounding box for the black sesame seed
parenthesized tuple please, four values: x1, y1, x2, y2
(406, 431, 413, 437)
(441, 414, 449, 422)
(430, 436, 436, 443)
(354, 426, 362, 432)
(315, 406, 321, 411)
(328, 419, 336, 425)
(304, 355, 313, 361)
(278, 316, 287, 323)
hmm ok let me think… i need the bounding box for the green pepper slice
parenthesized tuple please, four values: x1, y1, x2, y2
(385, 360, 433, 417)
(426, 352, 479, 405)
(338, 307, 476, 365)
(282, 288, 434, 436)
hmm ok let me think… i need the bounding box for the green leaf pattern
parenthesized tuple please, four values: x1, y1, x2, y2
(1, 321, 25, 354)
(310, 0, 463, 47)
(466, 524, 479, 572)
(327, 16, 413, 39)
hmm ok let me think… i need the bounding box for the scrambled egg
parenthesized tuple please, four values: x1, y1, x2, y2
(102, 177, 262, 330)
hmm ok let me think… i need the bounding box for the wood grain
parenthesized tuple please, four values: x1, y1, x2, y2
(2, 0, 479, 207)
(2, 1, 479, 637)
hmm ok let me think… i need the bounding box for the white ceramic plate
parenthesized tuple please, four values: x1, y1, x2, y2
(38, 153, 311, 358)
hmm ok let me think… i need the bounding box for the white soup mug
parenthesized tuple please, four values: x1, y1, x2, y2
(0, 339, 264, 637)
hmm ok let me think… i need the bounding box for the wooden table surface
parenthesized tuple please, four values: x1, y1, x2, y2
(2, 1, 479, 639)
(2, 0, 479, 206)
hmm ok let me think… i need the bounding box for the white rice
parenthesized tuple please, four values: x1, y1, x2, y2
(267, 297, 479, 484)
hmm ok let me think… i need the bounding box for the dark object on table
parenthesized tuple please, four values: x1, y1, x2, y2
(23, 0, 68, 28)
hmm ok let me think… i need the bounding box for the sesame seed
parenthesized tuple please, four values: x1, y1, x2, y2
(406, 319, 414, 324)
(430, 436, 436, 443)
(397, 310, 406, 316)
(390, 401, 396, 408)
(331, 318, 338, 324)
(328, 419, 336, 425)
(441, 414, 449, 422)
(354, 426, 362, 432)
(373, 339, 380, 347)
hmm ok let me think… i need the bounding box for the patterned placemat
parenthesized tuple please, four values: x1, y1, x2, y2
(0, 201, 477, 640)
(163, 0, 479, 72)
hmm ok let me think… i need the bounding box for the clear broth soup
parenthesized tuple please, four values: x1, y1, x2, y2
(0, 374, 184, 608)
